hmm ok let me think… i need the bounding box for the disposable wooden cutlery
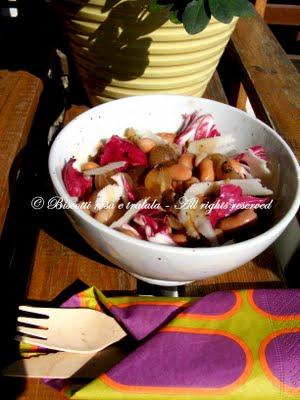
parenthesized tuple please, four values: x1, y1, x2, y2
(15, 306, 127, 353)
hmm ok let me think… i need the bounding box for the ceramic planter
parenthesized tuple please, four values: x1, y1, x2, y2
(56, 0, 238, 104)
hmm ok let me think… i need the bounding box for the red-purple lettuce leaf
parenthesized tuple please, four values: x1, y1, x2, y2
(100, 135, 147, 171)
(235, 145, 267, 162)
(62, 158, 92, 199)
(175, 112, 220, 148)
(234, 145, 270, 178)
(133, 209, 175, 245)
(208, 184, 269, 227)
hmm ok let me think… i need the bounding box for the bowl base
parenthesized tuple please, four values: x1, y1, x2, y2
(131, 272, 193, 287)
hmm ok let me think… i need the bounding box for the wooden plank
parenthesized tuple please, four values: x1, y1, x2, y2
(265, 4, 300, 26)
(0, 70, 42, 235)
(203, 71, 228, 104)
(230, 13, 300, 159)
(254, 0, 267, 17)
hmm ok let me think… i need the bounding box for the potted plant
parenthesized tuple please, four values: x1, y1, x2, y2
(54, 0, 254, 105)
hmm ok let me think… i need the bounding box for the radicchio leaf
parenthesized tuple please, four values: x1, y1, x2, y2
(175, 112, 220, 148)
(235, 145, 270, 178)
(62, 158, 92, 199)
(100, 135, 147, 171)
(133, 209, 175, 245)
(208, 184, 269, 228)
(111, 173, 136, 203)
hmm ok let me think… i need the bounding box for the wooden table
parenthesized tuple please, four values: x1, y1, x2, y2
(1, 11, 299, 400)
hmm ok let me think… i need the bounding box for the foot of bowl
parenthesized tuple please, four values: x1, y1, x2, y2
(131, 272, 193, 287)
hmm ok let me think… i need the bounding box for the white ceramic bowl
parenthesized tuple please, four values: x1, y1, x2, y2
(49, 95, 300, 286)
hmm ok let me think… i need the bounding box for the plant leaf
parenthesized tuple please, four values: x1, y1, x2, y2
(149, 0, 173, 13)
(209, 0, 254, 24)
(169, 9, 182, 24)
(182, 0, 210, 35)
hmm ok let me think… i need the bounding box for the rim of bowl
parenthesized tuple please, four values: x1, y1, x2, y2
(49, 95, 300, 255)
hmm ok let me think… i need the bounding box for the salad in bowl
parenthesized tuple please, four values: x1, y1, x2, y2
(49, 95, 299, 285)
(62, 112, 274, 248)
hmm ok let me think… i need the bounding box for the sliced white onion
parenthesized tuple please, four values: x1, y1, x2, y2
(194, 214, 219, 246)
(188, 135, 236, 156)
(95, 184, 123, 210)
(148, 232, 176, 246)
(83, 161, 126, 176)
(118, 224, 141, 238)
(135, 129, 167, 145)
(222, 239, 235, 246)
(184, 179, 273, 199)
(110, 198, 148, 228)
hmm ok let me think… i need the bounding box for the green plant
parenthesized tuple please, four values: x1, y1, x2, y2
(149, 0, 255, 34)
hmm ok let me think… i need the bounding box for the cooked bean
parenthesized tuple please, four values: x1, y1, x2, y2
(94, 204, 124, 225)
(198, 157, 215, 182)
(171, 233, 188, 245)
(81, 161, 100, 171)
(157, 132, 176, 143)
(117, 227, 141, 239)
(138, 138, 156, 153)
(168, 215, 184, 230)
(88, 191, 99, 213)
(211, 153, 240, 180)
(178, 153, 195, 169)
(218, 210, 257, 231)
(95, 174, 111, 190)
(229, 159, 246, 178)
(167, 164, 192, 181)
(78, 201, 92, 216)
(214, 228, 224, 241)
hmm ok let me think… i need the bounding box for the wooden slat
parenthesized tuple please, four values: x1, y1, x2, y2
(230, 13, 300, 159)
(203, 71, 228, 104)
(265, 4, 300, 25)
(0, 70, 42, 235)
(254, 0, 267, 17)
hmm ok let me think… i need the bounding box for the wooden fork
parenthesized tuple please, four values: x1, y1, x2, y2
(15, 306, 127, 353)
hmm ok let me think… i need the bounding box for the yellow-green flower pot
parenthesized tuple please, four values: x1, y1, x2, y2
(56, 0, 238, 105)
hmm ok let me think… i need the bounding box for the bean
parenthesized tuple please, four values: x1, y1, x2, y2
(88, 191, 99, 213)
(94, 204, 123, 225)
(171, 233, 188, 245)
(168, 215, 184, 230)
(229, 159, 246, 178)
(95, 174, 111, 190)
(157, 132, 176, 143)
(212, 154, 240, 180)
(138, 138, 156, 153)
(117, 227, 141, 239)
(198, 158, 215, 182)
(78, 201, 92, 216)
(214, 228, 224, 241)
(167, 164, 192, 181)
(81, 161, 99, 171)
(218, 210, 257, 231)
(178, 153, 194, 169)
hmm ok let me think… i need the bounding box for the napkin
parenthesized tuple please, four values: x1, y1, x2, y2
(20, 288, 300, 399)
